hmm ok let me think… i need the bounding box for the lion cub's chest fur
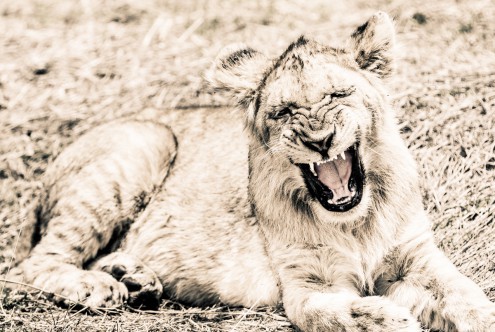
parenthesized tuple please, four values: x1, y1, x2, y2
(267, 219, 400, 296)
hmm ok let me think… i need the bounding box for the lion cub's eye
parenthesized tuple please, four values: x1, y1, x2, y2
(330, 87, 356, 99)
(270, 107, 292, 120)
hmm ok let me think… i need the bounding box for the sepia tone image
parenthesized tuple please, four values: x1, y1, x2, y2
(1, 0, 494, 331)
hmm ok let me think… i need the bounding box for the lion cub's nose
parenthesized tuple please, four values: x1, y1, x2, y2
(301, 133, 333, 155)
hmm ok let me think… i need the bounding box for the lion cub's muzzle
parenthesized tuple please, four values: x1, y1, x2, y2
(298, 143, 365, 213)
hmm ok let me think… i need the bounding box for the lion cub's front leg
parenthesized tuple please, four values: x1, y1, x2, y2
(289, 291, 420, 332)
(271, 244, 421, 332)
(376, 236, 495, 331)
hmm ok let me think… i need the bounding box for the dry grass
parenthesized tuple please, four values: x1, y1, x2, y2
(0, 0, 494, 330)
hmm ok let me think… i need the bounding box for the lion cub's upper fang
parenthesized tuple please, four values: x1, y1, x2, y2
(309, 163, 317, 176)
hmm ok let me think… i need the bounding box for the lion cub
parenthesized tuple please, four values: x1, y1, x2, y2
(11, 12, 495, 332)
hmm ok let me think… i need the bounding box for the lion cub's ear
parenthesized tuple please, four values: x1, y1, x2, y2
(206, 43, 268, 107)
(350, 12, 395, 78)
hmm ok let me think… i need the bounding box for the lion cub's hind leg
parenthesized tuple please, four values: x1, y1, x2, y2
(16, 120, 176, 309)
(89, 252, 163, 309)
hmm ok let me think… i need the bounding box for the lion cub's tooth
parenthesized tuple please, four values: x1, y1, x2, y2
(309, 163, 317, 176)
(341, 152, 346, 160)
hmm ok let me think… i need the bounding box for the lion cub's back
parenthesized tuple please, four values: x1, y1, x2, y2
(159, 107, 251, 220)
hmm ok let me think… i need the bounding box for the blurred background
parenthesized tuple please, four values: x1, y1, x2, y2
(0, 0, 494, 331)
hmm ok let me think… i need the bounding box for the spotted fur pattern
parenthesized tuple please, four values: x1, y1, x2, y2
(9, 12, 495, 331)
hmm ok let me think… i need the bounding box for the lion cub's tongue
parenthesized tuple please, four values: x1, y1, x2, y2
(315, 151, 353, 202)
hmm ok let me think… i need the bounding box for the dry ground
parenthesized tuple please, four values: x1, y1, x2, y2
(0, 0, 494, 331)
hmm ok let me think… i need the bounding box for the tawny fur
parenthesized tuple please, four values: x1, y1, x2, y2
(8, 12, 495, 331)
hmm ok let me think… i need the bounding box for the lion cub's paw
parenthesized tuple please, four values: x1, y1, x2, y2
(350, 296, 422, 332)
(35, 267, 128, 309)
(90, 252, 163, 309)
(442, 297, 495, 332)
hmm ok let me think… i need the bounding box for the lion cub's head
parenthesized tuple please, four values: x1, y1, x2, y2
(208, 13, 399, 223)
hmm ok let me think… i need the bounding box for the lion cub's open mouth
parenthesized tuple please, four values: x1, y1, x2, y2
(299, 145, 364, 212)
